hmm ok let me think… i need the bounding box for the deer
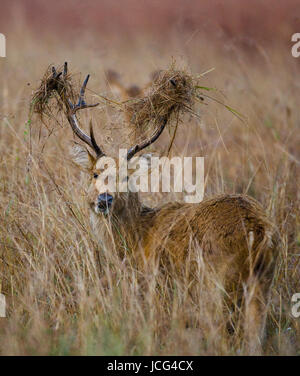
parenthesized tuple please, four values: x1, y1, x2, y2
(50, 63, 280, 354)
(105, 69, 143, 100)
(105, 69, 161, 101)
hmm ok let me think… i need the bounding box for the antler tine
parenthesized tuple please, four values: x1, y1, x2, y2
(52, 66, 62, 80)
(127, 111, 171, 161)
(90, 120, 104, 158)
(71, 75, 99, 112)
(127, 106, 175, 161)
(53, 63, 104, 158)
(63, 61, 68, 78)
(70, 74, 100, 113)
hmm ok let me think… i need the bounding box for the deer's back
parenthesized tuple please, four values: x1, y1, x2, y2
(142, 194, 279, 284)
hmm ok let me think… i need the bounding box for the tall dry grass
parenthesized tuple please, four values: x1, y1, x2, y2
(0, 30, 299, 355)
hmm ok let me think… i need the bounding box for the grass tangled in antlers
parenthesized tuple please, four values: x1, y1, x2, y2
(124, 64, 197, 139)
(31, 62, 198, 130)
(30, 62, 223, 158)
(31, 63, 76, 120)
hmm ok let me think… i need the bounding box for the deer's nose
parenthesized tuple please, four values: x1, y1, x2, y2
(97, 193, 113, 212)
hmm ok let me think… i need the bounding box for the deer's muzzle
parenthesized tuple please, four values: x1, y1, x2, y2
(96, 193, 113, 214)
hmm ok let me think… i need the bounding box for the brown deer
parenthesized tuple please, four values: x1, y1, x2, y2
(105, 68, 161, 101)
(51, 63, 280, 354)
(105, 69, 143, 100)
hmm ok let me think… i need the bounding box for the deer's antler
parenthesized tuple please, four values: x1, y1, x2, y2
(53, 62, 105, 158)
(126, 105, 175, 160)
(52, 62, 173, 160)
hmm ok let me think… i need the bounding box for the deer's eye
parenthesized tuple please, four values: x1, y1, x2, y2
(93, 173, 98, 179)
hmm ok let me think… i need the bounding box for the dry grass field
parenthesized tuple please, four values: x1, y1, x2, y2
(0, 1, 300, 355)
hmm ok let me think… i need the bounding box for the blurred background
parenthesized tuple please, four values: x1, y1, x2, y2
(0, 0, 299, 355)
(1, 0, 300, 70)
(1, 0, 299, 45)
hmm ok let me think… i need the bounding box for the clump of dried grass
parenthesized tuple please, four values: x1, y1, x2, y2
(124, 64, 197, 142)
(31, 64, 75, 120)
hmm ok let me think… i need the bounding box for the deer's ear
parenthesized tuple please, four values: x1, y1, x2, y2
(70, 143, 95, 171)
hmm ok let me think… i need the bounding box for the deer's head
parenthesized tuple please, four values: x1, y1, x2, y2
(53, 63, 170, 217)
(71, 142, 154, 217)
